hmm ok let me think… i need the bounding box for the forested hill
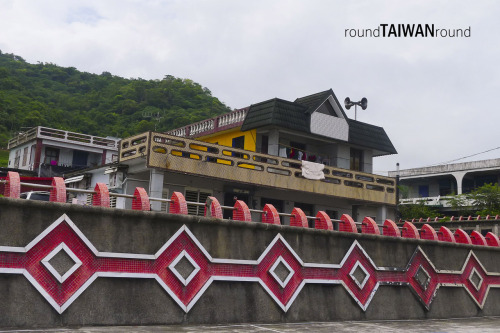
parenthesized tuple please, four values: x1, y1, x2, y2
(0, 51, 232, 148)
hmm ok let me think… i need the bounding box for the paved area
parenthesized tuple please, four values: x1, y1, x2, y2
(2, 317, 500, 332)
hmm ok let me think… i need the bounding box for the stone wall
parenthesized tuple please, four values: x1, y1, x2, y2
(1, 197, 500, 328)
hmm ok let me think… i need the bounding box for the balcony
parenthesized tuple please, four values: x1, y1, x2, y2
(166, 108, 248, 138)
(8, 127, 120, 150)
(120, 132, 397, 206)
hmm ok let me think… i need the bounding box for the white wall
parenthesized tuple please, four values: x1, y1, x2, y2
(310, 113, 349, 141)
(8, 142, 33, 170)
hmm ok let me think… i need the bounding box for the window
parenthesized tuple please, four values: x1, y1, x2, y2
(185, 189, 212, 216)
(418, 185, 429, 197)
(44, 147, 59, 165)
(232, 136, 245, 149)
(260, 135, 268, 154)
(22, 147, 28, 166)
(14, 149, 20, 168)
(350, 148, 363, 171)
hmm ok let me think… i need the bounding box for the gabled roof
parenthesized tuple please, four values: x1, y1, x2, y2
(241, 89, 397, 156)
(241, 98, 309, 133)
(348, 120, 397, 156)
(294, 89, 348, 118)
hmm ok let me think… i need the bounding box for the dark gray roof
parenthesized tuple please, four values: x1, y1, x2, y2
(241, 98, 309, 133)
(295, 89, 349, 118)
(348, 120, 397, 156)
(241, 89, 397, 156)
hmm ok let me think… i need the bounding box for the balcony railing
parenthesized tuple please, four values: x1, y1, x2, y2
(399, 196, 474, 208)
(8, 127, 120, 150)
(120, 132, 397, 205)
(166, 108, 248, 138)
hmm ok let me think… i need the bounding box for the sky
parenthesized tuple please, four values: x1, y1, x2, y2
(1, 0, 499, 175)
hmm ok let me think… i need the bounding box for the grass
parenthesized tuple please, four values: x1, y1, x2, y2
(0, 149, 9, 167)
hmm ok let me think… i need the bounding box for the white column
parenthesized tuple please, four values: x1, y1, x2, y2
(268, 129, 280, 156)
(453, 172, 467, 195)
(149, 169, 164, 211)
(377, 205, 387, 224)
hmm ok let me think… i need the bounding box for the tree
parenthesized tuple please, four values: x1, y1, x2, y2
(398, 201, 440, 221)
(446, 183, 500, 217)
(469, 183, 500, 216)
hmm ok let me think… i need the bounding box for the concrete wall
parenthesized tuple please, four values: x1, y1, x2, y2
(1, 197, 500, 328)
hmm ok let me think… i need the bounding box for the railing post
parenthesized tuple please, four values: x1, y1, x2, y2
(170, 192, 188, 214)
(233, 200, 251, 222)
(4, 171, 20, 198)
(50, 177, 66, 202)
(132, 187, 150, 211)
(262, 204, 280, 225)
(93, 183, 110, 207)
(315, 211, 333, 230)
(205, 196, 223, 219)
(290, 207, 308, 228)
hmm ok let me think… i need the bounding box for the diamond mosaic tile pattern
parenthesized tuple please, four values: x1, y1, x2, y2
(1, 214, 500, 314)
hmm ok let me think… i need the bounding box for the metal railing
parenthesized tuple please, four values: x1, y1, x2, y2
(2, 177, 497, 247)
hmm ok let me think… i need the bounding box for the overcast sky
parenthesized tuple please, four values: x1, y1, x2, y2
(1, 0, 499, 175)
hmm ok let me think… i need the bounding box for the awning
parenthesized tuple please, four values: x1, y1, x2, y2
(64, 175, 84, 184)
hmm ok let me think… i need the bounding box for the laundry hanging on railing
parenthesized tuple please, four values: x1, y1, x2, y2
(301, 160, 325, 180)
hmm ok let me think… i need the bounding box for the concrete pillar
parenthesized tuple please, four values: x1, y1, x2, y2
(453, 172, 467, 195)
(493, 224, 499, 236)
(363, 150, 373, 173)
(268, 129, 280, 156)
(377, 205, 387, 225)
(149, 169, 164, 211)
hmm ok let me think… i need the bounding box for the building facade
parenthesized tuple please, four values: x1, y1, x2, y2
(95, 89, 398, 224)
(7, 126, 120, 177)
(389, 158, 500, 214)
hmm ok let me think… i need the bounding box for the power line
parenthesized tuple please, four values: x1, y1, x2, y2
(374, 145, 500, 175)
(425, 145, 500, 167)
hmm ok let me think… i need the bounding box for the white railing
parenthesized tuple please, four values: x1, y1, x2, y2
(8, 127, 120, 150)
(169, 128, 186, 137)
(399, 196, 474, 207)
(166, 108, 248, 138)
(218, 109, 247, 127)
(190, 119, 215, 136)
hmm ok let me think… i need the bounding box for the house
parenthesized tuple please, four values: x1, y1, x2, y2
(7, 126, 120, 177)
(72, 89, 398, 223)
(388, 158, 500, 214)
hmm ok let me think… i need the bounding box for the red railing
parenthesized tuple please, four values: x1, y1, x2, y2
(2, 171, 499, 247)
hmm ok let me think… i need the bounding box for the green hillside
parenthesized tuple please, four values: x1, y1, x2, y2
(0, 149, 8, 167)
(0, 51, 231, 148)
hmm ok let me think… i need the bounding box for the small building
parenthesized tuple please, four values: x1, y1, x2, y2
(389, 158, 500, 214)
(7, 126, 120, 177)
(71, 89, 398, 223)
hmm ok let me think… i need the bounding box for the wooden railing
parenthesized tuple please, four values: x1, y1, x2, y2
(120, 132, 397, 205)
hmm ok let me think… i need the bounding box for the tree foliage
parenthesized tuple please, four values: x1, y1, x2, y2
(469, 183, 500, 216)
(398, 201, 440, 221)
(0, 51, 231, 148)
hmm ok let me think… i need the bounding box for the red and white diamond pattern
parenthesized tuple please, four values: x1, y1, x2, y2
(1, 214, 500, 314)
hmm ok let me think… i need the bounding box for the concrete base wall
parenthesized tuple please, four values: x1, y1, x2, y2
(1, 197, 500, 328)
